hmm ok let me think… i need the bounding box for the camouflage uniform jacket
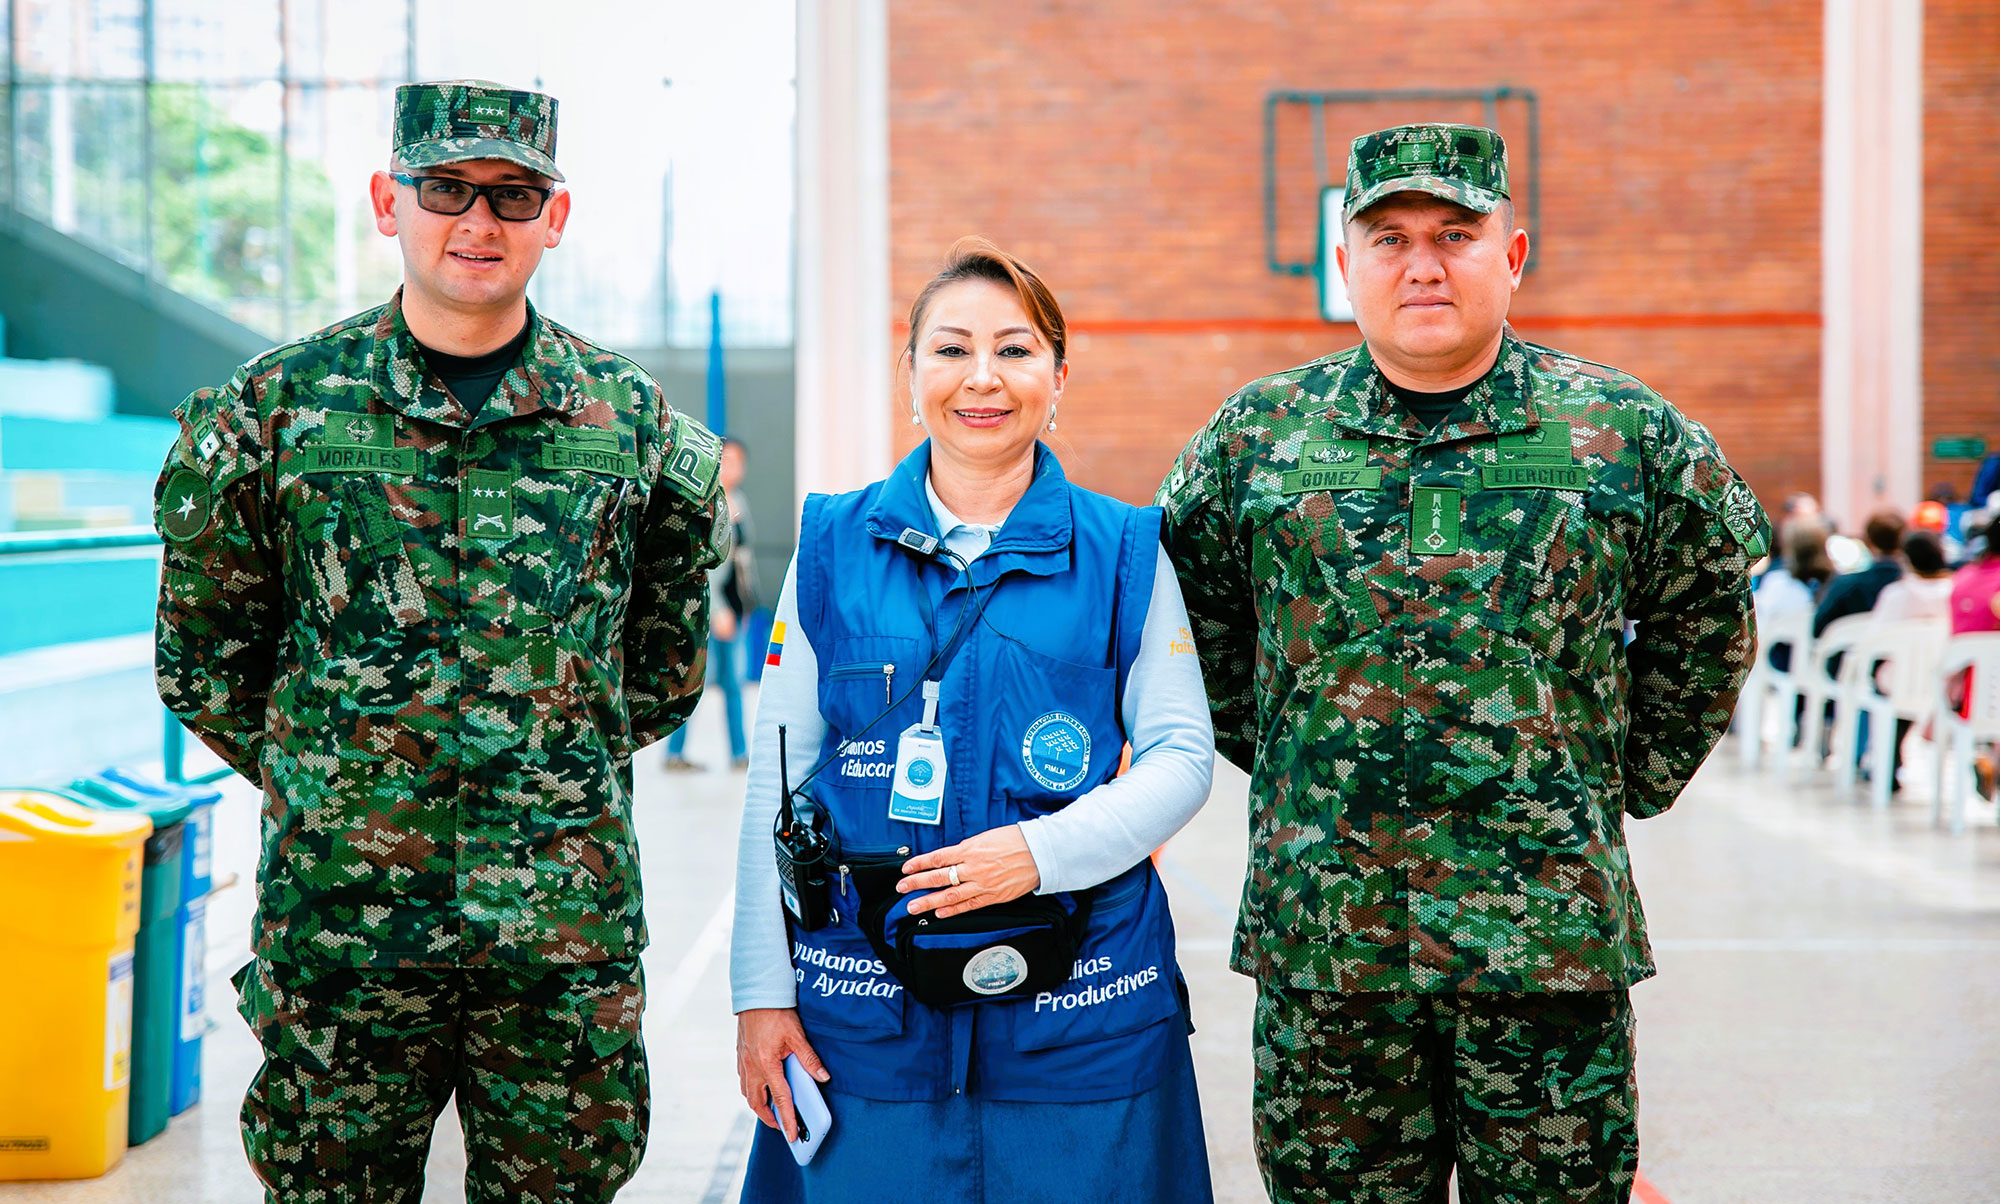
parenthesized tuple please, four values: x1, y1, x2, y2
(1158, 330, 1767, 994)
(155, 290, 728, 969)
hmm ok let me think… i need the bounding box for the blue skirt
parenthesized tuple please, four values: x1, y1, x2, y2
(738, 1027, 1214, 1203)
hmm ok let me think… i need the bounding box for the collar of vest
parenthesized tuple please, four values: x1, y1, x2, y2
(865, 441, 1076, 581)
(367, 289, 591, 430)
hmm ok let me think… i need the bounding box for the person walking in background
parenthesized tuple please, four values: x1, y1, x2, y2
(732, 238, 1216, 1201)
(666, 437, 757, 772)
(153, 81, 728, 1202)
(1157, 124, 1766, 1202)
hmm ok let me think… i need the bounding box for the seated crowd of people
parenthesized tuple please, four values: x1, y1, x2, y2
(1749, 473, 2000, 797)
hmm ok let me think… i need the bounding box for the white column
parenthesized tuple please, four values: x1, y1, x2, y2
(793, 0, 891, 511)
(1821, 0, 1924, 525)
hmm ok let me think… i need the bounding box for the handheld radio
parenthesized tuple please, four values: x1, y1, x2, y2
(772, 724, 834, 931)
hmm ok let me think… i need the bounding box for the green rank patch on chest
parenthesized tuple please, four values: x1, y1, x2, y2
(464, 468, 515, 540)
(1411, 486, 1462, 555)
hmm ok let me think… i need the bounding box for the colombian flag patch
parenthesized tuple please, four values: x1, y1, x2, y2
(765, 621, 787, 668)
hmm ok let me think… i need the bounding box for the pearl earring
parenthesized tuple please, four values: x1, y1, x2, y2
(1047, 411, 1058, 432)
(910, 408, 922, 426)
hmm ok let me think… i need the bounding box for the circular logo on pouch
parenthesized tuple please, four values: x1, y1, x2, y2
(906, 757, 935, 788)
(963, 945, 1030, 995)
(1021, 712, 1091, 791)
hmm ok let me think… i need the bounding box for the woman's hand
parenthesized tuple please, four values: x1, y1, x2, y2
(736, 1008, 829, 1142)
(896, 824, 1041, 918)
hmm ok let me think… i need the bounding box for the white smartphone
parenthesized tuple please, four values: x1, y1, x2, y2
(782, 1053, 832, 1166)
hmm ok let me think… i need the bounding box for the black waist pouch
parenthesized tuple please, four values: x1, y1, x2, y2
(854, 868, 1093, 1008)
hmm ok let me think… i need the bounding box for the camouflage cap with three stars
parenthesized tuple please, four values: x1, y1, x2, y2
(1342, 123, 1508, 223)
(393, 80, 563, 182)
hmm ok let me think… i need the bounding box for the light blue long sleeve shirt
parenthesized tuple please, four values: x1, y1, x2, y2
(729, 480, 1215, 1012)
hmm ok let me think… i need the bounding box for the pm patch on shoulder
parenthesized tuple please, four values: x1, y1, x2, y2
(662, 411, 723, 500)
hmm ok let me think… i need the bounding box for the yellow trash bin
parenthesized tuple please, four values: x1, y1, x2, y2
(0, 790, 151, 1181)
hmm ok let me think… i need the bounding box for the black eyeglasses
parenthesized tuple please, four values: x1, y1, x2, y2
(391, 173, 553, 221)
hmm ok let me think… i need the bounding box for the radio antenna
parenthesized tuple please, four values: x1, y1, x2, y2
(777, 724, 796, 832)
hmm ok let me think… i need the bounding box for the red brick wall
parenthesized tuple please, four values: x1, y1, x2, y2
(1924, 0, 2000, 499)
(888, 1, 1824, 507)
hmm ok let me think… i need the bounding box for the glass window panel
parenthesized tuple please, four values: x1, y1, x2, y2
(153, 0, 279, 84)
(13, 83, 145, 265)
(13, 85, 54, 220)
(287, 0, 408, 84)
(16, 0, 144, 80)
(285, 83, 402, 335)
(150, 82, 284, 334)
(0, 85, 13, 213)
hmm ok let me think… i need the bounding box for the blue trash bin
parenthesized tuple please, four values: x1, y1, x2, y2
(69, 769, 222, 1127)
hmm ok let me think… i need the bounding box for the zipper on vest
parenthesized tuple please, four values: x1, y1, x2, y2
(835, 845, 911, 904)
(830, 661, 898, 705)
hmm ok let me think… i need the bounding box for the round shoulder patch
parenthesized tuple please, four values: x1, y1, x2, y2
(1021, 711, 1092, 791)
(159, 467, 213, 542)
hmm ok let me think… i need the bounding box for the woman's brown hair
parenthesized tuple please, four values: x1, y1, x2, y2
(904, 236, 1067, 368)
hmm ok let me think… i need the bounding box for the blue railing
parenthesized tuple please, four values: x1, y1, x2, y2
(0, 524, 231, 786)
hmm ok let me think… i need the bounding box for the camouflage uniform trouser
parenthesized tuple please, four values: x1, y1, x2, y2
(232, 957, 648, 1204)
(1252, 983, 1637, 1204)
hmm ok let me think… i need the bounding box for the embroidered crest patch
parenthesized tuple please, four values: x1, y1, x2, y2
(159, 468, 212, 542)
(1022, 712, 1092, 791)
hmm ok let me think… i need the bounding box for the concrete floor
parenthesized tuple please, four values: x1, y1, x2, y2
(6, 690, 1999, 1203)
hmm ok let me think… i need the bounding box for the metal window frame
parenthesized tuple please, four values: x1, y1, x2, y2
(1264, 86, 1541, 279)
(1, 0, 419, 328)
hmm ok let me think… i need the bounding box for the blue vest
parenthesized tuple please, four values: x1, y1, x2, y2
(789, 442, 1188, 1103)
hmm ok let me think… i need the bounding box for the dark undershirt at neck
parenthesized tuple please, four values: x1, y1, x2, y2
(1385, 378, 1478, 432)
(417, 320, 532, 411)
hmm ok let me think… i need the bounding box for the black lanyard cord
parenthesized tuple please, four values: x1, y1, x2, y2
(779, 541, 999, 822)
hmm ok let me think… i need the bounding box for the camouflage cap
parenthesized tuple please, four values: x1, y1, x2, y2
(1342, 123, 1508, 223)
(393, 80, 563, 182)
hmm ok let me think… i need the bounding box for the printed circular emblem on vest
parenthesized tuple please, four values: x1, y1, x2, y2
(159, 468, 212, 542)
(963, 945, 1030, 995)
(1021, 712, 1091, 791)
(906, 757, 935, 787)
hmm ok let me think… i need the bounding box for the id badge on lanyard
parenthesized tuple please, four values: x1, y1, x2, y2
(887, 680, 948, 826)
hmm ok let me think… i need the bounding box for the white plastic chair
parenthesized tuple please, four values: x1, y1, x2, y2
(1738, 608, 1813, 769)
(1931, 633, 2000, 834)
(1834, 619, 1951, 808)
(1796, 613, 1872, 774)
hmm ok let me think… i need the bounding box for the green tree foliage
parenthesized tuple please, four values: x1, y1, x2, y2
(149, 86, 335, 319)
(15, 84, 336, 333)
